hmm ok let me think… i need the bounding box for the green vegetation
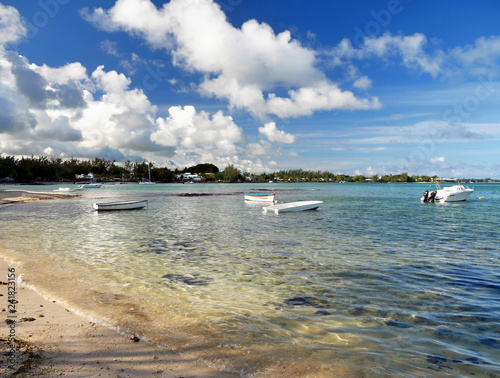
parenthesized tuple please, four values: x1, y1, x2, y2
(0, 155, 494, 184)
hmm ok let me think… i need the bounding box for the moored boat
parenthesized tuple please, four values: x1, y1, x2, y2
(93, 200, 148, 211)
(244, 193, 276, 202)
(421, 181, 474, 203)
(78, 183, 102, 189)
(263, 200, 323, 214)
(53, 187, 74, 192)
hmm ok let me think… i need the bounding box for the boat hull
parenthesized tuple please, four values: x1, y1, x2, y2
(436, 188, 474, 202)
(421, 184, 474, 203)
(263, 200, 323, 213)
(244, 193, 275, 202)
(93, 200, 148, 211)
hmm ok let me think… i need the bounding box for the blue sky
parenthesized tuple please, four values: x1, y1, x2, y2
(1, 0, 499, 177)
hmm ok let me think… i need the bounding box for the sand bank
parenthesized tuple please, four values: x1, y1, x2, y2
(0, 189, 82, 205)
(0, 256, 239, 377)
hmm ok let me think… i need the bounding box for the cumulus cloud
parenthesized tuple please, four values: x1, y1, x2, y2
(258, 122, 295, 144)
(0, 8, 252, 170)
(0, 4, 27, 46)
(83, 0, 381, 118)
(152, 105, 245, 153)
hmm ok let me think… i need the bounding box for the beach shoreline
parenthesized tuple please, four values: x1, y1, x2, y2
(0, 192, 241, 377)
(0, 255, 240, 377)
(0, 189, 82, 205)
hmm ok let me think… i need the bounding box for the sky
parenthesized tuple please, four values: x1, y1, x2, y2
(0, 0, 499, 178)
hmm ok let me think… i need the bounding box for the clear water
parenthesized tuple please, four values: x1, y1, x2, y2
(1, 182, 499, 376)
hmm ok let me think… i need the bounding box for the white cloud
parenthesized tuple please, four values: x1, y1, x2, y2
(35, 62, 89, 86)
(258, 122, 295, 144)
(353, 76, 372, 89)
(151, 105, 245, 153)
(0, 4, 287, 171)
(429, 156, 450, 169)
(84, 0, 381, 119)
(332, 32, 444, 79)
(449, 35, 500, 77)
(331, 32, 500, 83)
(0, 4, 27, 46)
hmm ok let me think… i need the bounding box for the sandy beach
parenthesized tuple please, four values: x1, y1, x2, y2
(0, 191, 240, 377)
(0, 256, 241, 377)
(0, 189, 82, 205)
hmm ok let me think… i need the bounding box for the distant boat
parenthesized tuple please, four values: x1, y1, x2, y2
(263, 200, 323, 214)
(93, 200, 148, 211)
(139, 162, 155, 184)
(244, 193, 276, 202)
(53, 187, 74, 192)
(421, 181, 474, 203)
(78, 183, 102, 189)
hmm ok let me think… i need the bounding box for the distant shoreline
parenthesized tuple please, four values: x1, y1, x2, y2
(0, 190, 81, 205)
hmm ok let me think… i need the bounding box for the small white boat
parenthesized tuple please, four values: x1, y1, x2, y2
(78, 183, 102, 189)
(421, 181, 474, 203)
(139, 180, 155, 185)
(263, 200, 323, 214)
(93, 200, 148, 211)
(53, 187, 74, 192)
(244, 193, 275, 202)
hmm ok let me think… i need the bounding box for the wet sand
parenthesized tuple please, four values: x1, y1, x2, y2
(0, 256, 239, 377)
(0, 189, 82, 205)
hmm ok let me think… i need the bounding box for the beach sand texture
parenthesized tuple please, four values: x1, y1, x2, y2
(0, 189, 82, 204)
(0, 256, 240, 377)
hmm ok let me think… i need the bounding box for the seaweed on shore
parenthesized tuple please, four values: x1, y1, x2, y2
(0, 337, 47, 377)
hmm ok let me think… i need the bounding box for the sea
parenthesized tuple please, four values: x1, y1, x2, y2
(1, 182, 499, 377)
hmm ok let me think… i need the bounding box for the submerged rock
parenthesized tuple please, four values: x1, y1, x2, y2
(284, 296, 315, 306)
(479, 337, 499, 346)
(427, 354, 447, 364)
(385, 319, 412, 328)
(283, 295, 328, 307)
(162, 273, 213, 286)
(315, 310, 331, 316)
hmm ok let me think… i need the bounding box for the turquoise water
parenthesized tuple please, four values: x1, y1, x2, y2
(1, 183, 499, 376)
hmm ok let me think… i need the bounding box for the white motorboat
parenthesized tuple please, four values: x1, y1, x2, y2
(53, 187, 74, 192)
(244, 193, 276, 202)
(263, 200, 323, 214)
(421, 181, 474, 203)
(78, 183, 102, 189)
(93, 200, 148, 211)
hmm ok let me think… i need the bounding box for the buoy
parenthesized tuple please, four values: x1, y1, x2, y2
(479, 197, 484, 199)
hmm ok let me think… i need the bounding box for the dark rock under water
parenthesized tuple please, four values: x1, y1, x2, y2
(161, 273, 213, 286)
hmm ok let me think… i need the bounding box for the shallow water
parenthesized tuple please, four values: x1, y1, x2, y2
(1, 182, 499, 376)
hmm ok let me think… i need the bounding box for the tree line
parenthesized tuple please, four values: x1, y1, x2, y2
(0, 155, 486, 184)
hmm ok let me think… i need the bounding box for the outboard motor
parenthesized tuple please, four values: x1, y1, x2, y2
(422, 190, 429, 202)
(428, 190, 437, 203)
